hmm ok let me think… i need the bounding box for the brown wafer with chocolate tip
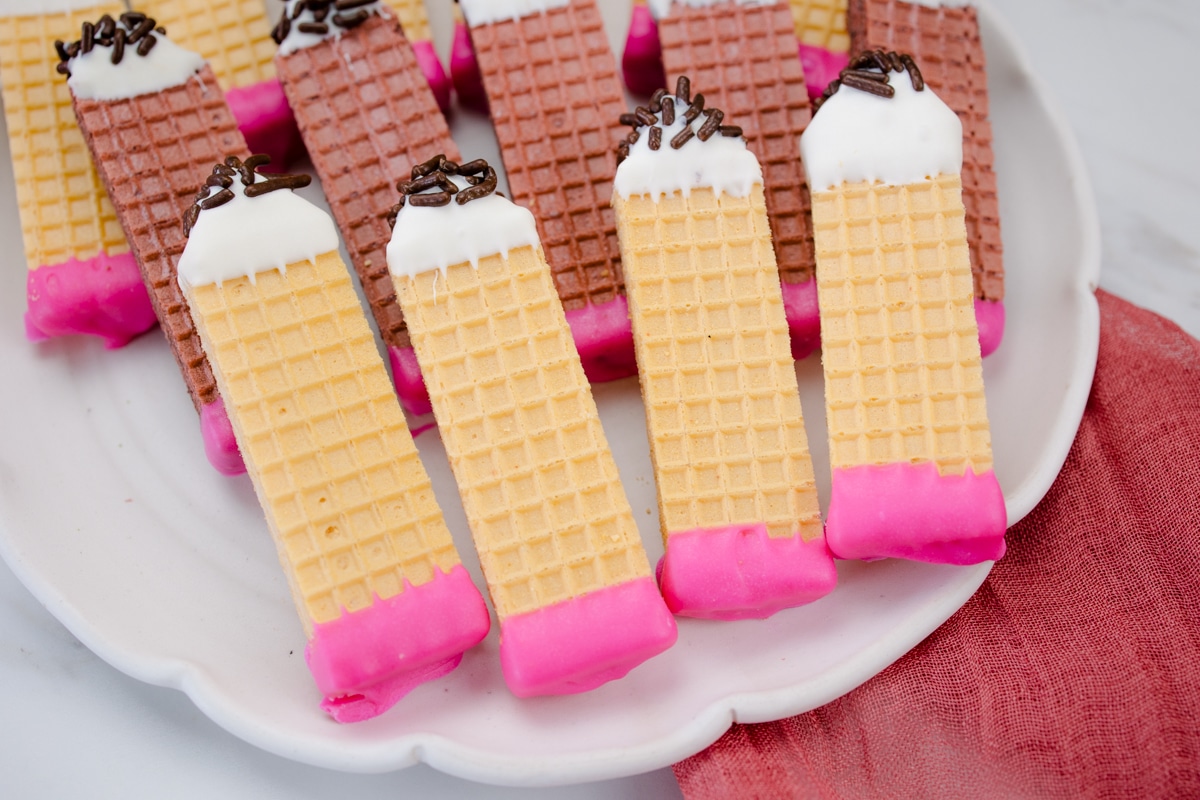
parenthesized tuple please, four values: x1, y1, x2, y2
(273, 12, 459, 413)
(656, 1, 817, 288)
(69, 53, 249, 474)
(463, 0, 636, 382)
(848, 0, 1004, 303)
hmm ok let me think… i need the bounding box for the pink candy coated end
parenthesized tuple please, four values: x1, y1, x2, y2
(411, 40, 452, 114)
(564, 295, 638, 383)
(199, 397, 245, 476)
(659, 524, 837, 620)
(826, 462, 1008, 565)
(450, 21, 488, 114)
(621, 3, 666, 97)
(225, 79, 304, 171)
(976, 298, 1005, 357)
(307, 565, 491, 722)
(798, 44, 850, 102)
(24, 252, 156, 348)
(781, 278, 821, 361)
(499, 577, 677, 697)
(388, 345, 432, 416)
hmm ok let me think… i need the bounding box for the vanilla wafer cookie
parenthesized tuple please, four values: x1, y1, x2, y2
(849, 0, 1005, 355)
(652, 0, 823, 359)
(388, 156, 676, 697)
(60, 12, 247, 474)
(137, 0, 301, 167)
(459, 0, 638, 384)
(803, 52, 1006, 563)
(0, 0, 155, 346)
(381, 0, 450, 111)
(613, 83, 835, 619)
(272, 2, 458, 415)
(178, 157, 489, 722)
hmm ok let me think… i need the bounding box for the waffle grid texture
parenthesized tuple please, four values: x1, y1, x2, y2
(848, 0, 1003, 301)
(658, 1, 817, 286)
(468, 0, 628, 313)
(813, 175, 993, 476)
(789, 0, 850, 51)
(72, 65, 247, 410)
(0, 3, 128, 269)
(276, 13, 458, 351)
(383, 0, 432, 43)
(139, 0, 277, 90)
(186, 252, 461, 630)
(616, 187, 822, 542)
(398, 247, 651, 622)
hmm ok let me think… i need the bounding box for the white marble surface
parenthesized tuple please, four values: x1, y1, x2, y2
(1, 0, 1197, 797)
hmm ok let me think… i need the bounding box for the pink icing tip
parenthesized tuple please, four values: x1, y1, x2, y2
(975, 298, 1005, 357)
(658, 524, 837, 620)
(621, 4, 666, 97)
(826, 462, 1007, 565)
(388, 345, 432, 416)
(450, 21, 488, 114)
(307, 565, 490, 722)
(24, 252, 156, 348)
(411, 40, 452, 114)
(225, 79, 305, 171)
(781, 277, 821, 361)
(798, 44, 850, 102)
(499, 577, 677, 697)
(199, 397, 245, 476)
(564, 295, 638, 383)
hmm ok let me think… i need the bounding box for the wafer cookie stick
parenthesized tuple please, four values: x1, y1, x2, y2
(178, 157, 489, 722)
(790, 0, 851, 98)
(653, 0, 822, 360)
(60, 13, 246, 474)
(1, 1, 155, 346)
(613, 83, 835, 619)
(802, 52, 1006, 563)
(848, 0, 1005, 355)
(459, 0, 637, 384)
(388, 156, 676, 697)
(272, 2, 457, 416)
(382, 0, 450, 112)
(137, 0, 302, 168)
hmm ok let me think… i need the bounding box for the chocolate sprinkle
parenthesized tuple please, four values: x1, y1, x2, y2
(660, 96, 675, 126)
(386, 155, 502, 227)
(814, 49, 926, 114)
(614, 75, 744, 164)
(696, 109, 723, 142)
(297, 22, 329, 34)
(54, 12, 171, 76)
(648, 126, 662, 150)
(110, 29, 125, 65)
(184, 155, 313, 236)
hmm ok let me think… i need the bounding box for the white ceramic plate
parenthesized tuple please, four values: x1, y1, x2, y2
(0, 0, 1098, 787)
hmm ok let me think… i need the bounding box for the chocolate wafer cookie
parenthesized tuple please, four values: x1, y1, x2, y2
(272, 4, 458, 415)
(459, 0, 637, 382)
(655, 0, 822, 359)
(848, 0, 1005, 354)
(59, 12, 249, 474)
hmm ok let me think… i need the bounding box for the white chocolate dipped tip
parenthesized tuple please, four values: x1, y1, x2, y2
(646, 0, 778, 20)
(387, 174, 541, 279)
(800, 64, 962, 192)
(274, 0, 388, 55)
(178, 168, 339, 288)
(457, 0, 570, 26)
(65, 17, 205, 101)
(613, 94, 762, 201)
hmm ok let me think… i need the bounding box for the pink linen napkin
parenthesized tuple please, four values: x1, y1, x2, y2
(673, 290, 1200, 798)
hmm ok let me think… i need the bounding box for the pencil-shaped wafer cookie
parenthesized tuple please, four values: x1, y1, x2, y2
(613, 82, 836, 620)
(178, 157, 489, 722)
(802, 52, 1006, 563)
(848, 0, 1004, 355)
(1, 0, 155, 346)
(382, 0, 450, 111)
(789, 0, 850, 98)
(651, 0, 823, 359)
(459, 0, 637, 384)
(387, 156, 676, 697)
(59, 12, 246, 474)
(271, 2, 457, 415)
(136, 0, 302, 167)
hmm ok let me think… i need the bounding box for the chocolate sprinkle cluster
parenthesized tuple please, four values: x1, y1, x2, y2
(386, 155, 500, 227)
(615, 76, 744, 165)
(184, 155, 312, 236)
(271, 0, 377, 45)
(814, 50, 926, 114)
(54, 12, 167, 75)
